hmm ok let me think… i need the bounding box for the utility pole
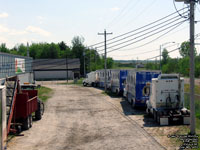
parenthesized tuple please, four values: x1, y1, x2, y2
(175, 0, 197, 135)
(90, 47, 91, 72)
(66, 53, 68, 83)
(98, 29, 112, 92)
(189, 0, 196, 135)
(159, 45, 161, 70)
(83, 50, 86, 77)
(27, 42, 29, 57)
(95, 47, 97, 70)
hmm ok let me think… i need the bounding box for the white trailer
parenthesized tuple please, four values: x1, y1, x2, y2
(83, 71, 96, 86)
(146, 74, 190, 125)
(97, 69, 111, 89)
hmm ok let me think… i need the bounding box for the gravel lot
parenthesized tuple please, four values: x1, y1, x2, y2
(7, 82, 179, 150)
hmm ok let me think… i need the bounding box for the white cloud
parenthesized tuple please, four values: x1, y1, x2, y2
(25, 26, 51, 37)
(0, 24, 9, 33)
(110, 7, 120, 12)
(0, 12, 9, 18)
(9, 30, 27, 35)
(37, 16, 45, 24)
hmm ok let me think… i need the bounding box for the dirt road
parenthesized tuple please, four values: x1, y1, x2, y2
(7, 83, 165, 150)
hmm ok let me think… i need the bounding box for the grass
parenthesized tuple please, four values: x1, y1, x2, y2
(171, 84, 200, 149)
(37, 86, 53, 102)
(101, 90, 120, 98)
(184, 84, 200, 95)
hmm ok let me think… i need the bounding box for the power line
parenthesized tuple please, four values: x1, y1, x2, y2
(100, 19, 187, 54)
(111, 43, 179, 57)
(88, 7, 188, 48)
(97, 13, 188, 51)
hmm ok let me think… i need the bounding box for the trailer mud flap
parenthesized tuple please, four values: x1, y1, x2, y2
(160, 117, 169, 126)
(183, 116, 190, 125)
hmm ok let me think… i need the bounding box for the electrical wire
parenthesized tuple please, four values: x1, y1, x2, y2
(173, 0, 189, 19)
(96, 13, 188, 51)
(99, 19, 187, 54)
(89, 7, 188, 48)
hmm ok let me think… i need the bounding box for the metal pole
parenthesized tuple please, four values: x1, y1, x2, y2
(189, 0, 195, 135)
(98, 30, 112, 92)
(104, 30, 107, 92)
(83, 50, 86, 77)
(27, 42, 29, 57)
(160, 45, 161, 70)
(90, 48, 91, 72)
(66, 54, 68, 83)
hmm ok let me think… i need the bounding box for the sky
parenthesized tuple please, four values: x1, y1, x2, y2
(1, 0, 200, 60)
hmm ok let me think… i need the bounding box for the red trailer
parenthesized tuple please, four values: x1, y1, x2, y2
(6, 76, 44, 134)
(14, 90, 38, 130)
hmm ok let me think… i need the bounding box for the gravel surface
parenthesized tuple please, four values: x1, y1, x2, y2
(7, 83, 166, 150)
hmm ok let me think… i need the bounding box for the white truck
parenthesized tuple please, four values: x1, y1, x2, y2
(146, 74, 190, 125)
(83, 71, 96, 86)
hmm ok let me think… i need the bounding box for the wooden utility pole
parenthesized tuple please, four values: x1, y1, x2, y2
(98, 30, 112, 92)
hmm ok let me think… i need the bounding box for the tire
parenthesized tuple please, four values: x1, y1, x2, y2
(157, 113, 160, 125)
(17, 125, 22, 134)
(153, 110, 157, 121)
(23, 117, 30, 130)
(146, 108, 150, 116)
(132, 99, 136, 108)
(29, 115, 33, 128)
(35, 101, 42, 120)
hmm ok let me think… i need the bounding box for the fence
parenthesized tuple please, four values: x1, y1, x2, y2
(0, 52, 32, 79)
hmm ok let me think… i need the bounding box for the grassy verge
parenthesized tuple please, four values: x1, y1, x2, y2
(37, 86, 53, 102)
(185, 84, 200, 95)
(171, 84, 200, 149)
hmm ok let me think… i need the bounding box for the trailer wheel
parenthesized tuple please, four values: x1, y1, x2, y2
(156, 113, 160, 124)
(153, 110, 157, 121)
(23, 117, 30, 130)
(17, 125, 22, 134)
(132, 99, 136, 108)
(29, 115, 33, 128)
(35, 100, 43, 120)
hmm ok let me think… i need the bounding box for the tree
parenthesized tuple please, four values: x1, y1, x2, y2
(179, 41, 197, 57)
(58, 41, 68, 51)
(0, 43, 9, 53)
(71, 36, 86, 75)
(162, 48, 169, 65)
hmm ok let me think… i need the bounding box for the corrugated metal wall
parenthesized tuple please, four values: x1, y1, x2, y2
(0, 52, 32, 79)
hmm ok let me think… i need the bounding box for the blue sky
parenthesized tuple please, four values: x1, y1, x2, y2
(1, 0, 200, 60)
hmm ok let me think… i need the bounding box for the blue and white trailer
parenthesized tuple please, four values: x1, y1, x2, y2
(124, 70, 161, 107)
(111, 69, 128, 95)
(97, 69, 112, 88)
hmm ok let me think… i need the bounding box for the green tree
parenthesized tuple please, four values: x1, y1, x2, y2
(179, 41, 197, 58)
(162, 48, 169, 65)
(71, 36, 86, 75)
(0, 43, 9, 53)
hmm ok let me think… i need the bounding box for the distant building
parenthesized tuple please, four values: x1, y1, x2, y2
(33, 58, 80, 80)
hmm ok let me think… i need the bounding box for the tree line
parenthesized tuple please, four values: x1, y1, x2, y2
(145, 41, 200, 78)
(0, 36, 114, 75)
(1, 37, 199, 77)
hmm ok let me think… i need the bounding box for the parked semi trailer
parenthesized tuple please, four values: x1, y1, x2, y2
(97, 69, 112, 89)
(111, 69, 128, 95)
(146, 74, 190, 125)
(83, 71, 96, 86)
(123, 70, 160, 107)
